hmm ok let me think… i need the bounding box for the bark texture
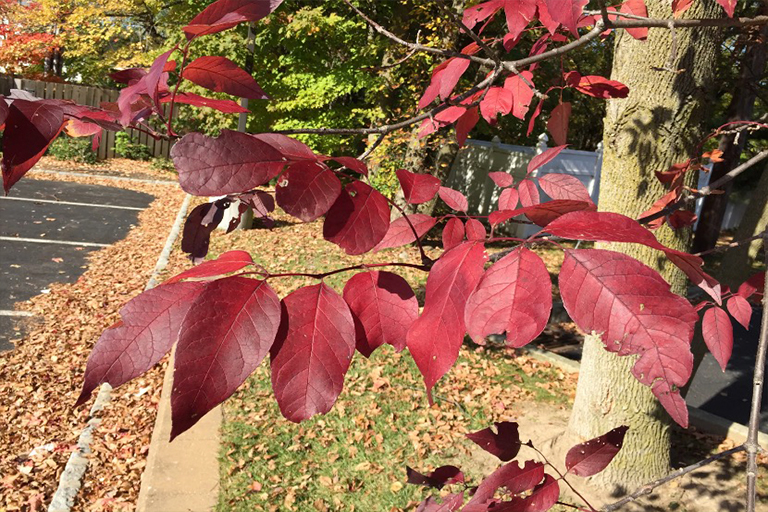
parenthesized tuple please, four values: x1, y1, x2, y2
(568, 0, 720, 491)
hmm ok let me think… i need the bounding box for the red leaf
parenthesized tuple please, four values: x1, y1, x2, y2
(77, 282, 205, 406)
(184, 0, 283, 39)
(182, 56, 269, 100)
(416, 493, 464, 512)
(2, 100, 65, 192)
(466, 218, 487, 240)
(171, 130, 316, 195)
(527, 145, 567, 174)
(559, 249, 697, 427)
(527, 98, 545, 136)
(672, 0, 694, 16)
(490, 172, 514, 188)
(480, 87, 514, 124)
(418, 58, 470, 109)
(323, 156, 368, 176)
(544, 0, 587, 35)
(171, 277, 280, 438)
(161, 92, 248, 113)
(463, 460, 545, 512)
(323, 181, 391, 255)
(465, 247, 552, 347)
(727, 296, 752, 330)
(738, 272, 765, 300)
(539, 173, 593, 203)
(716, 0, 736, 17)
(489, 200, 594, 227)
(546, 102, 571, 146)
(466, 421, 521, 461)
(502, 0, 538, 41)
(702, 307, 734, 371)
(181, 202, 225, 263)
(463, 0, 503, 29)
(270, 283, 355, 422)
(565, 425, 629, 477)
(518, 179, 540, 207)
(456, 106, 480, 146)
(536, 0, 560, 34)
(499, 188, 519, 210)
(146, 48, 176, 111)
(165, 250, 254, 284)
(343, 271, 419, 357)
(668, 210, 697, 229)
(438, 187, 469, 212)
(572, 75, 629, 99)
(664, 252, 723, 305)
(407, 465, 464, 489)
(374, 214, 436, 252)
(419, 106, 469, 139)
(275, 161, 341, 222)
(110, 68, 146, 84)
(504, 71, 535, 119)
(397, 169, 441, 205)
(619, 0, 648, 40)
(407, 242, 486, 397)
(442, 217, 465, 250)
(502, 474, 560, 512)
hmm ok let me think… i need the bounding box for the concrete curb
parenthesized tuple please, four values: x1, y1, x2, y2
(30, 169, 178, 185)
(521, 346, 768, 446)
(46, 193, 191, 512)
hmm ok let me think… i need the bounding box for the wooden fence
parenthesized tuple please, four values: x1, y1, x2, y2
(0, 76, 173, 160)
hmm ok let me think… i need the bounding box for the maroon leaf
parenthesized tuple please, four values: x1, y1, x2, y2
(270, 283, 355, 422)
(466, 218, 487, 241)
(182, 56, 269, 100)
(546, 102, 571, 146)
(323, 156, 368, 176)
(181, 202, 225, 263)
(463, 460, 545, 512)
(406, 465, 464, 489)
(165, 250, 254, 284)
(559, 249, 698, 427)
(539, 173, 593, 203)
(397, 169, 441, 205)
(184, 0, 283, 39)
(500, 474, 560, 512)
(465, 247, 552, 347)
(727, 296, 752, 329)
(323, 181, 391, 255)
(528, 145, 567, 175)
(489, 172, 514, 188)
(407, 242, 486, 398)
(566, 425, 629, 477)
(343, 271, 418, 357)
(373, 214, 436, 252)
(145, 48, 176, 111)
(416, 493, 464, 512)
(442, 217, 465, 250)
(738, 272, 765, 301)
(499, 188, 520, 210)
(702, 307, 734, 371)
(438, 187, 469, 212)
(480, 87, 514, 124)
(275, 161, 341, 222)
(466, 421, 521, 461)
(110, 68, 146, 84)
(162, 91, 249, 113)
(2, 100, 65, 192)
(77, 282, 205, 406)
(172, 130, 316, 195)
(518, 179, 540, 207)
(171, 277, 280, 438)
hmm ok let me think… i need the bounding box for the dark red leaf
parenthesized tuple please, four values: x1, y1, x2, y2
(323, 156, 368, 176)
(738, 272, 765, 300)
(727, 295, 752, 329)
(465, 247, 552, 347)
(664, 252, 723, 305)
(527, 98, 544, 136)
(172, 130, 316, 195)
(270, 283, 355, 422)
(466, 421, 521, 461)
(539, 173, 593, 203)
(489, 200, 595, 227)
(416, 493, 464, 512)
(565, 425, 629, 477)
(668, 210, 697, 229)
(323, 182, 391, 255)
(480, 87, 514, 124)
(527, 145, 568, 174)
(146, 48, 176, 111)
(406, 465, 464, 489)
(181, 202, 225, 263)
(407, 242, 486, 398)
(572, 75, 629, 99)
(559, 249, 698, 427)
(165, 250, 254, 285)
(702, 307, 734, 371)
(466, 218, 487, 241)
(184, 0, 283, 39)
(499, 188, 519, 210)
(504, 71, 535, 119)
(182, 56, 269, 100)
(374, 214, 437, 252)
(463, 460, 545, 512)
(343, 271, 418, 357)
(110, 68, 146, 84)
(396, 169, 441, 205)
(275, 161, 341, 222)
(498, 474, 559, 512)
(171, 277, 280, 438)
(438, 187, 469, 212)
(490, 172, 514, 188)
(162, 91, 249, 113)
(442, 217, 465, 250)
(456, 106, 480, 146)
(546, 102, 571, 146)
(518, 179, 540, 207)
(77, 282, 205, 406)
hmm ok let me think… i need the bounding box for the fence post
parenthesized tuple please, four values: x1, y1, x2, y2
(590, 141, 603, 204)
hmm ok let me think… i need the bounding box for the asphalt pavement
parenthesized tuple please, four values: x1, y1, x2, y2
(0, 178, 154, 350)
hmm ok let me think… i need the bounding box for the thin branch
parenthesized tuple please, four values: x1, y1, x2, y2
(357, 132, 387, 160)
(602, 446, 746, 511)
(524, 441, 598, 512)
(745, 234, 768, 512)
(258, 261, 430, 280)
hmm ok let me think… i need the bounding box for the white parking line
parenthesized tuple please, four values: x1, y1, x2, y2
(0, 236, 109, 248)
(0, 310, 34, 317)
(1, 196, 145, 211)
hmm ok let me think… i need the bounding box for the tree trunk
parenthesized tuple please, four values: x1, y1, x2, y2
(692, 23, 768, 253)
(568, 0, 720, 492)
(718, 163, 768, 289)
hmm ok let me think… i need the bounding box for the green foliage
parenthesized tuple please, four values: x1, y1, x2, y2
(150, 156, 176, 172)
(115, 132, 151, 161)
(47, 135, 98, 164)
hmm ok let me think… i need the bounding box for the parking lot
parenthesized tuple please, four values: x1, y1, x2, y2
(0, 177, 154, 350)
